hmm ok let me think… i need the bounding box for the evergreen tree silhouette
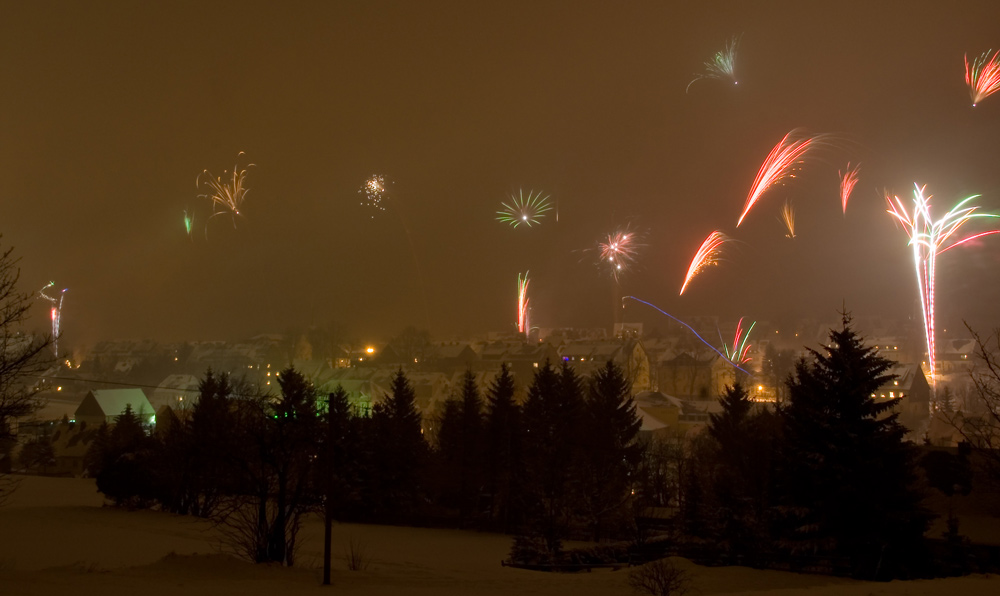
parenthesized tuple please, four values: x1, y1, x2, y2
(580, 360, 641, 540)
(484, 363, 522, 531)
(520, 360, 584, 555)
(778, 313, 931, 578)
(370, 368, 428, 518)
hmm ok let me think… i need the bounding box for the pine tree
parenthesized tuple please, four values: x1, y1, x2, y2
(185, 369, 235, 516)
(520, 360, 584, 555)
(457, 369, 484, 523)
(93, 404, 156, 508)
(435, 397, 464, 504)
(580, 360, 642, 540)
(435, 370, 484, 525)
(266, 367, 319, 566)
(320, 385, 356, 584)
(370, 368, 428, 518)
(778, 314, 931, 578)
(938, 386, 955, 414)
(703, 383, 776, 559)
(484, 363, 521, 531)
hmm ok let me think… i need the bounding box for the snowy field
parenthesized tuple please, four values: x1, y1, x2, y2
(1, 476, 998, 596)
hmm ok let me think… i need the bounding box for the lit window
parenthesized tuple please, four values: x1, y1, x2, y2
(889, 391, 895, 398)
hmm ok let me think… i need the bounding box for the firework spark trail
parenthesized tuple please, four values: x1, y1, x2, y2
(198, 152, 254, 228)
(598, 228, 640, 281)
(680, 231, 730, 295)
(839, 163, 860, 214)
(966, 49, 1000, 106)
(183, 209, 193, 239)
(885, 184, 1000, 379)
(517, 272, 530, 334)
(779, 200, 795, 238)
(39, 281, 67, 357)
(623, 296, 751, 375)
(720, 317, 756, 365)
(359, 174, 388, 217)
(497, 190, 552, 228)
(737, 131, 820, 227)
(686, 34, 741, 93)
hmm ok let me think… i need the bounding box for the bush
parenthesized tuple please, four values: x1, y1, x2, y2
(508, 534, 557, 566)
(628, 558, 691, 596)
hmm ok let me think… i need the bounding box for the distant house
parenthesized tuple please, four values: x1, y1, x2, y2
(875, 363, 931, 434)
(656, 352, 716, 399)
(557, 338, 652, 393)
(426, 343, 478, 373)
(634, 390, 720, 437)
(74, 388, 155, 428)
(938, 339, 977, 375)
(150, 373, 201, 411)
(49, 420, 100, 477)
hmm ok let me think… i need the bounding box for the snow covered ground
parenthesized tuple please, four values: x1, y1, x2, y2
(1, 476, 998, 595)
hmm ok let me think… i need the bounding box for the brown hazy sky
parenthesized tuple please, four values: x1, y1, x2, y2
(3, 0, 1000, 345)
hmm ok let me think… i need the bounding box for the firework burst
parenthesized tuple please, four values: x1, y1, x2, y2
(359, 174, 389, 217)
(720, 317, 756, 365)
(198, 152, 254, 227)
(965, 49, 1000, 107)
(183, 209, 194, 239)
(38, 281, 67, 357)
(598, 227, 641, 281)
(497, 190, 552, 228)
(517, 272, 530, 334)
(839, 162, 860, 214)
(686, 35, 741, 93)
(885, 184, 1000, 379)
(680, 230, 731, 295)
(779, 199, 795, 238)
(737, 131, 822, 227)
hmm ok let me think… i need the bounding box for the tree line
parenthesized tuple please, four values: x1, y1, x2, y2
(84, 359, 655, 567)
(85, 316, 965, 579)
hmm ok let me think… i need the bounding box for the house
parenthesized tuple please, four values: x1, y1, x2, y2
(557, 338, 652, 392)
(938, 339, 977, 375)
(49, 420, 100, 477)
(634, 390, 720, 437)
(634, 391, 680, 439)
(655, 352, 716, 399)
(149, 373, 201, 411)
(425, 343, 478, 373)
(875, 363, 931, 433)
(74, 388, 155, 428)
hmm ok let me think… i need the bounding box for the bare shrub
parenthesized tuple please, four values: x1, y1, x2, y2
(345, 536, 372, 571)
(628, 558, 691, 596)
(0, 240, 55, 504)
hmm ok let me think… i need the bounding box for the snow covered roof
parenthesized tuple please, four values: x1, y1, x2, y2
(75, 388, 154, 423)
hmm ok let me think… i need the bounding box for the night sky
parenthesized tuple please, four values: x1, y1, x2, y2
(4, 0, 1000, 345)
